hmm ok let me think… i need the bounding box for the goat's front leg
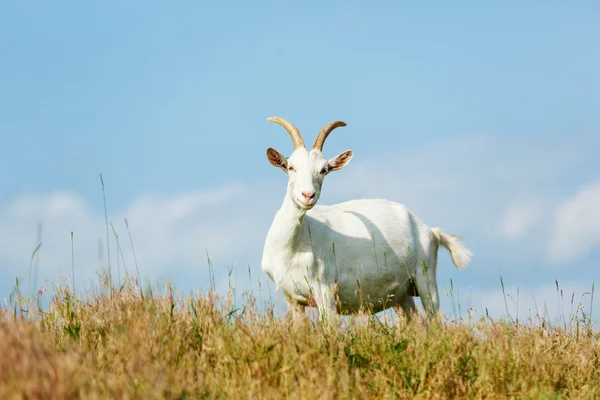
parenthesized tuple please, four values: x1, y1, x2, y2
(289, 300, 306, 319)
(313, 283, 338, 323)
(284, 295, 307, 325)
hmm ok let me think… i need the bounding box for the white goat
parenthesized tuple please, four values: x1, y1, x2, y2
(261, 117, 473, 321)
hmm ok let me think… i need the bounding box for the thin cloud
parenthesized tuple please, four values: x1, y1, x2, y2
(497, 200, 543, 239)
(548, 181, 600, 264)
(0, 184, 274, 295)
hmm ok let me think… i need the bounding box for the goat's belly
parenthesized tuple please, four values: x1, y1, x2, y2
(335, 272, 411, 314)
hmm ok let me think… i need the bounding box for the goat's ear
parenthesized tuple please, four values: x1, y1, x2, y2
(266, 147, 288, 172)
(328, 150, 353, 172)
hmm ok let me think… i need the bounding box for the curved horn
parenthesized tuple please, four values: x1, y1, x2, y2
(267, 117, 305, 149)
(312, 120, 347, 151)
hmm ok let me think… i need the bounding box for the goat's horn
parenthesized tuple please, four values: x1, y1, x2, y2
(312, 121, 347, 151)
(267, 117, 305, 149)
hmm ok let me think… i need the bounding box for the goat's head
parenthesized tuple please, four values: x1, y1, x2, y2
(266, 117, 353, 210)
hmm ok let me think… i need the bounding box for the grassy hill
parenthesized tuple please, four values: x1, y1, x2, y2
(1, 273, 599, 399)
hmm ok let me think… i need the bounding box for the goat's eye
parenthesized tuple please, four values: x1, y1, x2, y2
(288, 166, 295, 172)
(320, 168, 327, 175)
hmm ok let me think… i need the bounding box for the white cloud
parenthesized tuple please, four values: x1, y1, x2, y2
(548, 181, 600, 264)
(0, 191, 98, 277)
(497, 200, 543, 239)
(0, 184, 279, 295)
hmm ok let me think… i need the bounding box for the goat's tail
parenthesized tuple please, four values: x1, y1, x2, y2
(431, 228, 473, 269)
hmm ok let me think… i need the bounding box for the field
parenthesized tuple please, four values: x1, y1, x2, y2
(1, 271, 599, 400)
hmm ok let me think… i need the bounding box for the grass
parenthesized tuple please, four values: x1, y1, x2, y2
(1, 270, 600, 399)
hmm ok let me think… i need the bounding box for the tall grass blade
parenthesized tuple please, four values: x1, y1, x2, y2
(100, 173, 112, 289)
(71, 231, 75, 291)
(125, 218, 144, 300)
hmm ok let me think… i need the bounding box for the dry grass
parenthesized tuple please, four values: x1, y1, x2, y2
(1, 274, 599, 399)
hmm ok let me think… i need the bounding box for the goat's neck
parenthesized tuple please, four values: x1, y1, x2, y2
(266, 194, 307, 252)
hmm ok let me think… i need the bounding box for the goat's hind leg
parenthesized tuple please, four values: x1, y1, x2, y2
(413, 259, 440, 321)
(394, 295, 417, 324)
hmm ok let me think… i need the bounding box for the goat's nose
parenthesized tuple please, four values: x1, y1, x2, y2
(302, 191, 316, 200)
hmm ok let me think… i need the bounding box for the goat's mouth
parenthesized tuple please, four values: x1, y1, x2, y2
(295, 197, 316, 209)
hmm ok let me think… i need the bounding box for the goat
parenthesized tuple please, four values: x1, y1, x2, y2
(260, 117, 473, 321)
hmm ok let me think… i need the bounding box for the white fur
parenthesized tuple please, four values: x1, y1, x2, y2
(262, 141, 473, 320)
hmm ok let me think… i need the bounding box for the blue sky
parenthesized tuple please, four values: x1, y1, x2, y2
(1, 2, 599, 323)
